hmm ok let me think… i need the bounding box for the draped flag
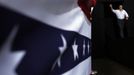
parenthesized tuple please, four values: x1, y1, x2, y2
(0, 0, 91, 75)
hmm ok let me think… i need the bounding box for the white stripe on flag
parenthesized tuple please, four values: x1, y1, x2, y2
(0, 0, 91, 39)
(62, 57, 91, 75)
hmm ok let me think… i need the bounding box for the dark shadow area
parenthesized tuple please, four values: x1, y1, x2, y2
(107, 38, 134, 68)
(92, 58, 134, 75)
(92, 0, 134, 74)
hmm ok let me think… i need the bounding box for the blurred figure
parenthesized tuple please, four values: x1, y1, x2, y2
(110, 4, 129, 38)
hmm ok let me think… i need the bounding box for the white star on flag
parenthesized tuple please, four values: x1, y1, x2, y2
(0, 25, 25, 75)
(72, 40, 79, 61)
(87, 42, 90, 53)
(83, 40, 86, 55)
(57, 34, 67, 67)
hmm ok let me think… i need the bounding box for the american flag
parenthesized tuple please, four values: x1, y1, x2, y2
(0, 0, 92, 75)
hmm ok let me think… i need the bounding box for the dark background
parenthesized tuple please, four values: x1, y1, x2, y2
(92, 0, 134, 69)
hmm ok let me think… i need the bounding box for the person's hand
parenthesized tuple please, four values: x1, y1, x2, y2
(90, 17, 92, 21)
(126, 17, 129, 20)
(109, 4, 112, 8)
